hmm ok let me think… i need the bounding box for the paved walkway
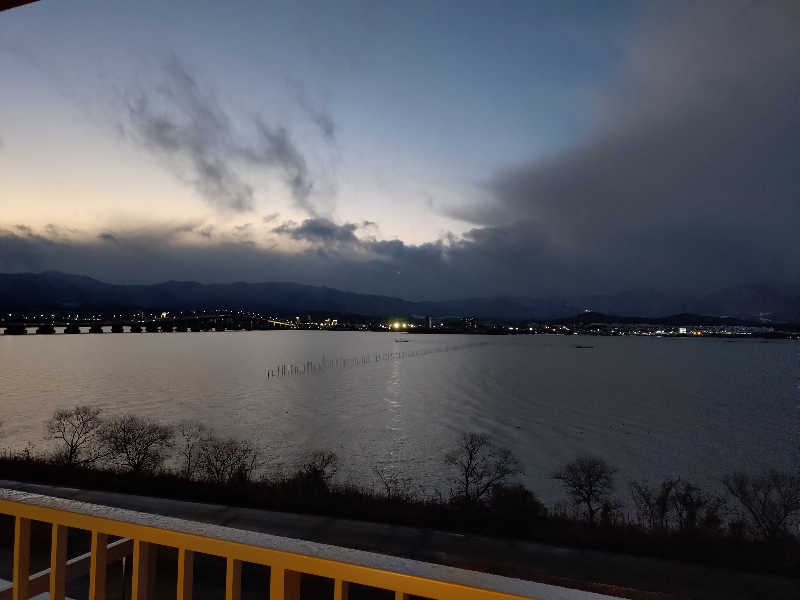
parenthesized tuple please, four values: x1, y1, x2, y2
(1, 480, 797, 599)
(0, 579, 77, 600)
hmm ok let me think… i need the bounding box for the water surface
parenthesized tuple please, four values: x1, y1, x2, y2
(1, 331, 797, 504)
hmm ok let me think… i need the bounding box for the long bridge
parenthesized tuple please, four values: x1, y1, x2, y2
(2, 315, 296, 335)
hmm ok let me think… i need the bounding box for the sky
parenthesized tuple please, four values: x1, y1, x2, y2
(1, 0, 798, 301)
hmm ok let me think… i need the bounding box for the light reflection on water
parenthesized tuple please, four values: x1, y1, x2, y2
(0, 331, 797, 504)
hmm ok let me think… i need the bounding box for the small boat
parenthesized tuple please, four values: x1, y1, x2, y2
(395, 339, 409, 342)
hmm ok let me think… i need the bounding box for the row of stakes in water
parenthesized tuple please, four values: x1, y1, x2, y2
(265, 341, 490, 380)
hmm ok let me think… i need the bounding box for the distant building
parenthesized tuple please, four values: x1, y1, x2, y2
(425, 315, 433, 329)
(462, 316, 478, 330)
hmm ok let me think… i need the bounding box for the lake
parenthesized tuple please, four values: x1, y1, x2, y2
(1, 331, 797, 505)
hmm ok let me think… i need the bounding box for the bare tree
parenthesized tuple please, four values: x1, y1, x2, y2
(197, 433, 260, 485)
(45, 406, 104, 466)
(99, 414, 174, 474)
(177, 421, 207, 479)
(445, 432, 521, 505)
(631, 478, 725, 532)
(553, 456, 616, 523)
(723, 470, 800, 540)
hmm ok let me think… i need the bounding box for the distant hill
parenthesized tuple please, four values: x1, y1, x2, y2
(0, 271, 798, 322)
(552, 311, 794, 328)
(0, 271, 417, 316)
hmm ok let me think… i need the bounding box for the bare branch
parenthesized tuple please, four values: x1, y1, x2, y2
(445, 432, 521, 505)
(99, 414, 174, 474)
(554, 456, 616, 523)
(723, 470, 800, 540)
(45, 406, 104, 466)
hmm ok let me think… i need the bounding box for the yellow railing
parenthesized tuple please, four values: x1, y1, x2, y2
(0, 490, 541, 600)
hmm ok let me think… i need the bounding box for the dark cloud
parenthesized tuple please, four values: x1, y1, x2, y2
(446, 0, 800, 295)
(122, 59, 319, 214)
(0, 216, 562, 301)
(249, 120, 315, 214)
(273, 218, 359, 245)
(2, 215, 798, 320)
(262, 212, 280, 224)
(0, 228, 47, 272)
(98, 232, 119, 244)
(0, 221, 456, 300)
(288, 78, 336, 141)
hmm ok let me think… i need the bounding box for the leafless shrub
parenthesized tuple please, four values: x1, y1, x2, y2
(553, 456, 616, 523)
(490, 483, 547, 518)
(302, 450, 338, 483)
(631, 478, 679, 530)
(599, 499, 624, 526)
(197, 433, 260, 485)
(99, 414, 174, 474)
(45, 406, 104, 466)
(374, 466, 416, 501)
(445, 432, 521, 505)
(672, 481, 726, 532)
(723, 470, 800, 540)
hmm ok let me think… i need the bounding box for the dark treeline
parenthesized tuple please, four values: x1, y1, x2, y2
(1, 407, 799, 577)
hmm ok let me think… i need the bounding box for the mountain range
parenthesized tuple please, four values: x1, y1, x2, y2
(0, 271, 798, 322)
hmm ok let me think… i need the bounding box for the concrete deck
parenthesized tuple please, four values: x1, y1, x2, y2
(0, 580, 77, 600)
